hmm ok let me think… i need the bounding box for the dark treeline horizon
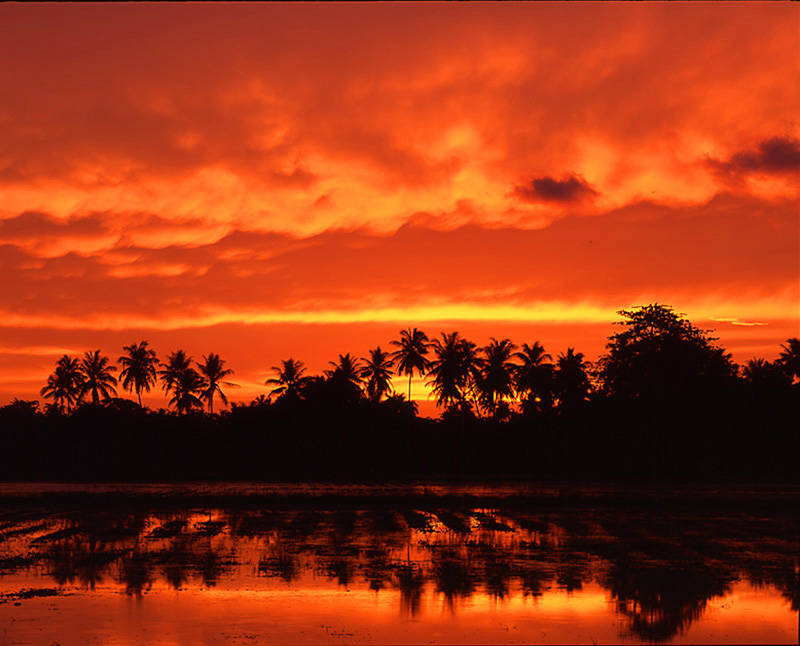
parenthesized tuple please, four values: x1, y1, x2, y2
(1, 303, 798, 483)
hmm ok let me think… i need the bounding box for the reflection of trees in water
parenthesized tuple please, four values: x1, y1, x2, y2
(118, 550, 153, 596)
(6, 504, 798, 642)
(607, 564, 732, 643)
(258, 541, 298, 583)
(394, 563, 425, 619)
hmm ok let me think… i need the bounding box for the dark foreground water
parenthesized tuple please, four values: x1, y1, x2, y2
(0, 483, 797, 645)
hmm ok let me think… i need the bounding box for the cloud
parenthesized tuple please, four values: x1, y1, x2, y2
(513, 174, 599, 204)
(1, 4, 797, 234)
(0, 192, 796, 331)
(0, 211, 105, 241)
(706, 136, 800, 179)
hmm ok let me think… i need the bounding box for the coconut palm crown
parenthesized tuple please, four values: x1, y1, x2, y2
(197, 352, 237, 413)
(266, 358, 308, 400)
(361, 347, 394, 402)
(390, 328, 430, 401)
(159, 350, 204, 414)
(118, 341, 159, 406)
(79, 350, 118, 405)
(40, 354, 84, 412)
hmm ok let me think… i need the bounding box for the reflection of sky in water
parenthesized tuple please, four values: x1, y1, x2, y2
(0, 487, 797, 644)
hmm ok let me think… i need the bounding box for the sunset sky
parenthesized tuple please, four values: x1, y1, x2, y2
(1, 3, 798, 410)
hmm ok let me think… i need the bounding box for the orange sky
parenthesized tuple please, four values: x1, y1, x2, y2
(1, 3, 798, 409)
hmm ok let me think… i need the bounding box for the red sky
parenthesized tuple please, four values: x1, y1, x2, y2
(1, 3, 798, 410)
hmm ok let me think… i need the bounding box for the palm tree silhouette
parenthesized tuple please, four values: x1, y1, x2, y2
(360, 347, 394, 402)
(40, 354, 83, 412)
(325, 353, 364, 399)
(477, 338, 517, 418)
(390, 328, 430, 401)
(78, 350, 118, 405)
(778, 338, 800, 383)
(118, 341, 159, 407)
(325, 354, 363, 383)
(427, 332, 479, 412)
(514, 342, 554, 413)
(197, 353, 237, 414)
(741, 358, 771, 382)
(265, 358, 308, 400)
(554, 348, 590, 409)
(159, 350, 204, 414)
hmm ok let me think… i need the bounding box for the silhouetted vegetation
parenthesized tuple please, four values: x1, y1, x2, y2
(2, 304, 798, 482)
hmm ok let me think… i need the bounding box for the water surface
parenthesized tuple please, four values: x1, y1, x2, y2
(1, 483, 797, 644)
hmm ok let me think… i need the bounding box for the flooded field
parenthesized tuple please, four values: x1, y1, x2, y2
(0, 484, 797, 644)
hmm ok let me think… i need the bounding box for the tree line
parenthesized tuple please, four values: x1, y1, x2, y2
(32, 303, 800, 419)
(2, 303, 797, 482)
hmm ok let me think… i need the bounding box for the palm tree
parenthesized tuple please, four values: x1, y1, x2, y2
(265, 358, 308, 400)
(741, 358, 791, 391)
(390, 328, 430, 401)
(118, 341, 159, 406)
(360, 347, 394, 402)
(197, 353, 237, 414)
(78, 350, 118, 405)
(159, 350, 204, 414)
(778, 338, 800, 383)
(741, 358, 772, 382)
(325, 353, 364, 400)
(427, 332, 479, 412)
(40, 354, 83, 412)
(325, 354, 363, 383)
(477, 338, 517, 418)
(553, 348, 590, 409)
(514, 342, 554, 413)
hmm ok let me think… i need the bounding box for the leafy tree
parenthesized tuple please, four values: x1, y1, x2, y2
(390, 328, 430, 401)
(427, 332, 479, 412)
(596, 304, 736, 401)
(513, 342, 554, 413)
(265, 358, 308, 401)
(361, 347, 394, 402)
(78, 350, 118, 405)
(197, 353, 237, 414)
(40, 354, 83, 412)
(118, 341, 159, 406)
(477, 338, 517, 418)
(159, 350, 204, 414)
(554, 348, 590, 409)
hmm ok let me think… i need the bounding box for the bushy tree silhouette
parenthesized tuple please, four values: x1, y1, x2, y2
(597, 304, 736, 402)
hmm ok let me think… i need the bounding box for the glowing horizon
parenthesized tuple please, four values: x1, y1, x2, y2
(1, 2, 798, 408)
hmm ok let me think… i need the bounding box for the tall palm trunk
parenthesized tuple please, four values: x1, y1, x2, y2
(408, 375, 412, 401)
